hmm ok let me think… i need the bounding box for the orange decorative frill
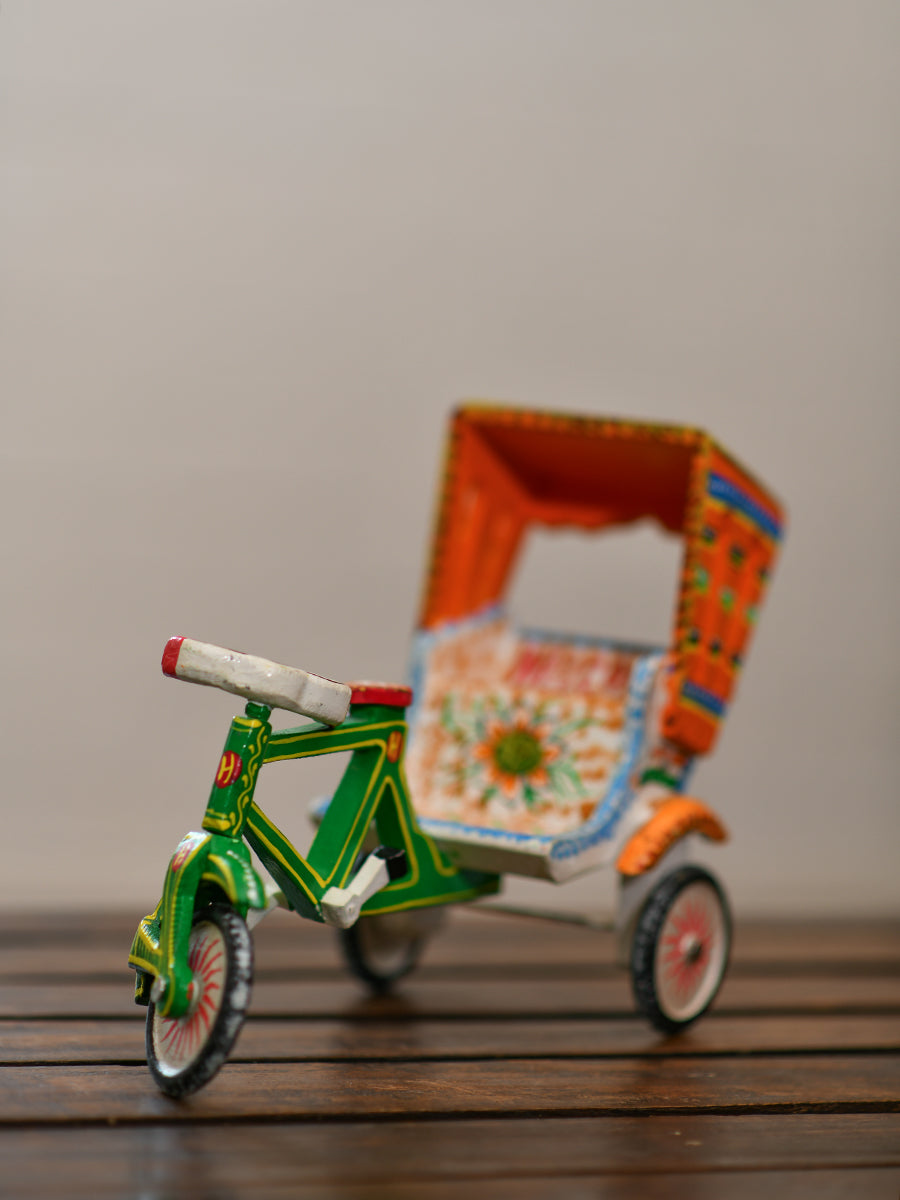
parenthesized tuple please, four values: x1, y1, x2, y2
(616, 797, 728, 876)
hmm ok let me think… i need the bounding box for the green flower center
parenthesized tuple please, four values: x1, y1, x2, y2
(493, 728, 543, 776)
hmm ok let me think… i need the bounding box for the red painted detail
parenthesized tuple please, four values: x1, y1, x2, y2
(215, 750, 243, 788)
(349, 682, 413, 708)
(386, 730, 404, 762)
(171, 833, 205, 873)
(162, 636, 185, 676)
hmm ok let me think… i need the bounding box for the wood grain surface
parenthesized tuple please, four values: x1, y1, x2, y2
(0, 907, 897, 1198)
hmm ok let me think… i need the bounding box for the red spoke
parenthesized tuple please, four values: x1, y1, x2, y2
(196, 1002, 212, 1036)
(192, 935, 218, 975)
(153, 920, 240, 1075)
(159, 1020, 178, 1047)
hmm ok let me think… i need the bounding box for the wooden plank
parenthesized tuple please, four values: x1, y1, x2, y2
(4, 939, 899, 981)
(2, 911, 898, 1198)
(0, 1056, 897, 1123)
(728, 921, 900, 965)
(5, 1166, 898, 1200)
(2, 911, 897, 971)
(1, 1146, 899, 1200)
(1, 1116, 898, 1192)
(7, 958, 900, 991)
(2, 1013, 899, 1064)
(298, 1170, 900, 1199)
(2, 971, 899, 1020)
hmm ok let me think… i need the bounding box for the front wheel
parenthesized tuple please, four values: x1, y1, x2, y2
(146, 904, 253, 1098)
(630, 866, 731, 1034)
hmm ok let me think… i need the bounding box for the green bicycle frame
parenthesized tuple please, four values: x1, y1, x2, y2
(129, 699, 499, 1018)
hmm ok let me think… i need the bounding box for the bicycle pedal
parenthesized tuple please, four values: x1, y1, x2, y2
(374, 846, 409, 882)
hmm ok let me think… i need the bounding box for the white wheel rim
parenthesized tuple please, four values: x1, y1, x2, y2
(653, 881, 727, 1022)
(152, 922, 226, 1075)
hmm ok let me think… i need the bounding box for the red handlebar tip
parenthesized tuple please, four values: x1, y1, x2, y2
(162, 636, 185, 676)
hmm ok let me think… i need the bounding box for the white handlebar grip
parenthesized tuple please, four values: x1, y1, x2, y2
(162, 637, 351, 726)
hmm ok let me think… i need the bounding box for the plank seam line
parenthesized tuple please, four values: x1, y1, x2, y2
(4, 1046, 900, 1068)
(1, 1102, 899, 1132)
(2, 1006, 900, 1026)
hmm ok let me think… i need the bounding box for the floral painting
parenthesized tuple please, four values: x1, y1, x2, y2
(406, 620, 636, 837)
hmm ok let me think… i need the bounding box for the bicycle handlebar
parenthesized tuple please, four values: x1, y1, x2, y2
(161, 637, 352, 726)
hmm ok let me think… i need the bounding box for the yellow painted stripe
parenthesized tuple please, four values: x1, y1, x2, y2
(245, 810, 322, 907)
(364, 885, 495, 915)
(127, 953, 158, 975)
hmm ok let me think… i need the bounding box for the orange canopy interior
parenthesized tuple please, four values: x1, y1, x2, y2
(420, 408, 702, 630)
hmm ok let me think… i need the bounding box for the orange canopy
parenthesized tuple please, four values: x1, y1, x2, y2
(417, 406, 784, 755)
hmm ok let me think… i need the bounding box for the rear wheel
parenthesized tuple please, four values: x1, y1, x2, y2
(630, 866, 730, 1034)
(340, 908, 443, 993)
(146, 904, 253, 1098)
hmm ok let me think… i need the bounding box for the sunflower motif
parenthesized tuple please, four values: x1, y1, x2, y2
(473, 716, 559, 798)
(441, 693, 589, 814)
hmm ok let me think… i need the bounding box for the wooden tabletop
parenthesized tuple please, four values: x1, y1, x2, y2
(0, 907, 898, 1198)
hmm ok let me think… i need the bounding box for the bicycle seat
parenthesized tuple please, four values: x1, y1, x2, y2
(162, 636, 352, 725)
(348, 682, 413, 708)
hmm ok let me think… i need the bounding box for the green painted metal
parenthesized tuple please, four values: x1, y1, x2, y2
(201, 702, 271, 837)
(130, 699, 499, 1017)
(128, 830, 266, 1017)
(249, 705, 499, 919)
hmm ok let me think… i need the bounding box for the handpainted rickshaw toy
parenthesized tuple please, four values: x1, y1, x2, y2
(129, 406, 784, 1097)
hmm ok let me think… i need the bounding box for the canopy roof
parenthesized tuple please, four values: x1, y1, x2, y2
(417, 406, 785, 754)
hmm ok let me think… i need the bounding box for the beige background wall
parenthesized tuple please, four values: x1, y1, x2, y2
(2, 1, 898, 915)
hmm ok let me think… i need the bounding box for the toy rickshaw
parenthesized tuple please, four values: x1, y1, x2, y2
(129, 406, 784, 1097)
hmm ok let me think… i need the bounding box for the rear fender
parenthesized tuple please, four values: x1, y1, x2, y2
(613, 796, 728, 967)
(616, 796, 727, 878)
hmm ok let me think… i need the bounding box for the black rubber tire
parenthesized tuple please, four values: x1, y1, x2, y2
(339, 909, 438, 993)
(630, 865, 731, 1035)
(146, 904, 253, 1098)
